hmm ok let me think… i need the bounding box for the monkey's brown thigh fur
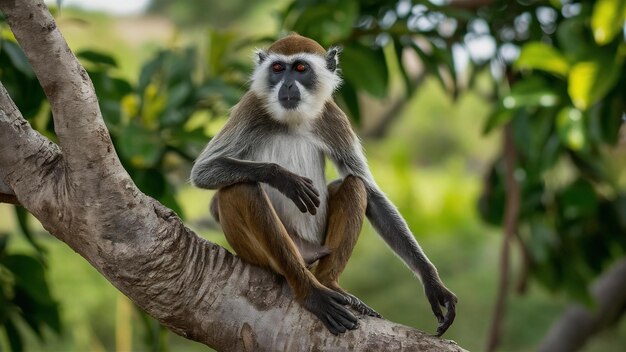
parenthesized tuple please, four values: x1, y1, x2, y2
(315, 175, 366, 288)
(215, 176, 379, 322)
(216, 181, 361, 334)
(315, 176, 381, 317)
(215, 182, 317, 300)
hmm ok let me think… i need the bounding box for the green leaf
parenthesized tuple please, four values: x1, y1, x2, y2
(15, 207, 46, 260)
(591, 0, 626, 45)
(483, 108, 513, 135)
(13, 288, 62, 337)
(290, 0, 358, 45)
(502, 77, 561, 109)
(118, 122, 164, 168)
(341, 43, 388, 98)
(1, 255, 54, 305)
(557, 17, 592, 61)
(515, 42, 570, 76)
(337, 81, 361, 124)
(559, 178, 598, 219)
(77, 50, 118, 67)
(557, 107, 588, 151)
(4, 318, 24, 352)
(1, 40, 34, 78)
(568, 52, 622, 110)
(132, 168, 166, 199)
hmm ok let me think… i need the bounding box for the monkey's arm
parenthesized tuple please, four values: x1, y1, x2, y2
(317, 101, 456, 335)
(191, 157, 319, 215)
(328, 143, 457, 336)
(364, 185, 456, 336)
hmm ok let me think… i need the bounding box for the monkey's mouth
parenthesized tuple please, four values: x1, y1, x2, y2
(279, 96, 300, 109)
(278, 87, 301, 110)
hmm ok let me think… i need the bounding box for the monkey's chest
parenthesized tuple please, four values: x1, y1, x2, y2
(252, 135, 328, 244)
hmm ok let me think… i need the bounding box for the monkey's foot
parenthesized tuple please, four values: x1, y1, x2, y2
(344, 292, 382, 318)
(302, 286, 358, 335)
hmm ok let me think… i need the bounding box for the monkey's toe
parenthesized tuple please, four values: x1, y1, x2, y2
(344, 292, 382, 318)
(303, 286, 358, 335)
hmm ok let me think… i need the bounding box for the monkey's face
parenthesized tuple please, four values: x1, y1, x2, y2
(251, 50, 341, 126)
(268, 60, 315, 110)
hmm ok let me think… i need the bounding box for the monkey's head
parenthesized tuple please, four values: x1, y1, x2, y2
(250, 34, 341, 126)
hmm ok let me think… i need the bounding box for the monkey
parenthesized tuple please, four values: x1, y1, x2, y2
(190, 34, 457, 336)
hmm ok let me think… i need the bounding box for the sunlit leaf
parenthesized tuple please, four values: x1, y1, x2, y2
(591, 0, 626, 45)
(515, 42, 569, 77)
(557, 107, 588, 151)
(568, 53, 622, 110)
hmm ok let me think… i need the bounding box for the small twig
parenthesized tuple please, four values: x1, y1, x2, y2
(514, 231, 531, 294)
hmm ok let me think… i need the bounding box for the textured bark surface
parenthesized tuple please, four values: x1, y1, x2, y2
(0, 1, 467, 350)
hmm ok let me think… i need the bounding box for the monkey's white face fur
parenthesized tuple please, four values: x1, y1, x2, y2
(250, 52, 341, 127)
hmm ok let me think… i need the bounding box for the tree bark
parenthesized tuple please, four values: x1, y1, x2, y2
(0, 1, 467, 350)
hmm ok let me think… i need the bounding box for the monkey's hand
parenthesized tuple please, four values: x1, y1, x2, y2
(424, 280, 457, 337)
(302, 285, 358, 335)
(265, 164, 320, 215)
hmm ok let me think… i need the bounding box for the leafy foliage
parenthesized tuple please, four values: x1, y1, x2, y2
(1, 0, 625, 349)
(280, 0, 626, 302)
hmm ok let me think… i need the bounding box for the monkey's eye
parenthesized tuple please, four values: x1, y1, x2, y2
(272, 63, 284, 72)
(295, 63, 306, 72)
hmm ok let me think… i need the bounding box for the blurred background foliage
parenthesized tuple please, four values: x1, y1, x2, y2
(0, 0, 625, 351)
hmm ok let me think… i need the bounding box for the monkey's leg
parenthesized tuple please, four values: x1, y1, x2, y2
(215, 182, 358, 334)
(315, 175, 381, 318)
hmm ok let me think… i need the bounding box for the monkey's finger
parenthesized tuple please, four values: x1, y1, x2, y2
(297, 190, 318, 215)
(427, 295, 445, 326)
(330, 300, 358, 325)
(302, 186, 320, 207)
(307, 182, 320, 196)
(291, 196, 308, 213)
(332, 309, 358, 330)
(304, 196, 317, 215)
(306, 185, 321, 203)
(328, 290, 350, 305)
(436, 301, 456, 337)
(325, 313, 346, 334)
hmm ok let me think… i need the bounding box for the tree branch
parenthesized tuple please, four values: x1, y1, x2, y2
(485, 123, 520, 352)
(0, 1, 467, 350)
(0, 0, 113, 170)
(538, 258, 626, 352)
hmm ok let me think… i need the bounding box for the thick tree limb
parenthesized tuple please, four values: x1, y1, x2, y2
(0, 1, 467, 350)
(538, 258, 626, 352)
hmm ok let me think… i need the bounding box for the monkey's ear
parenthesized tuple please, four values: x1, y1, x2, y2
(325, 46, 342, 72)
(255, 49, 268, 66)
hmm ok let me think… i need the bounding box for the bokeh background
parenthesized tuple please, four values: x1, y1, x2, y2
(0, 0, 625, 351)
